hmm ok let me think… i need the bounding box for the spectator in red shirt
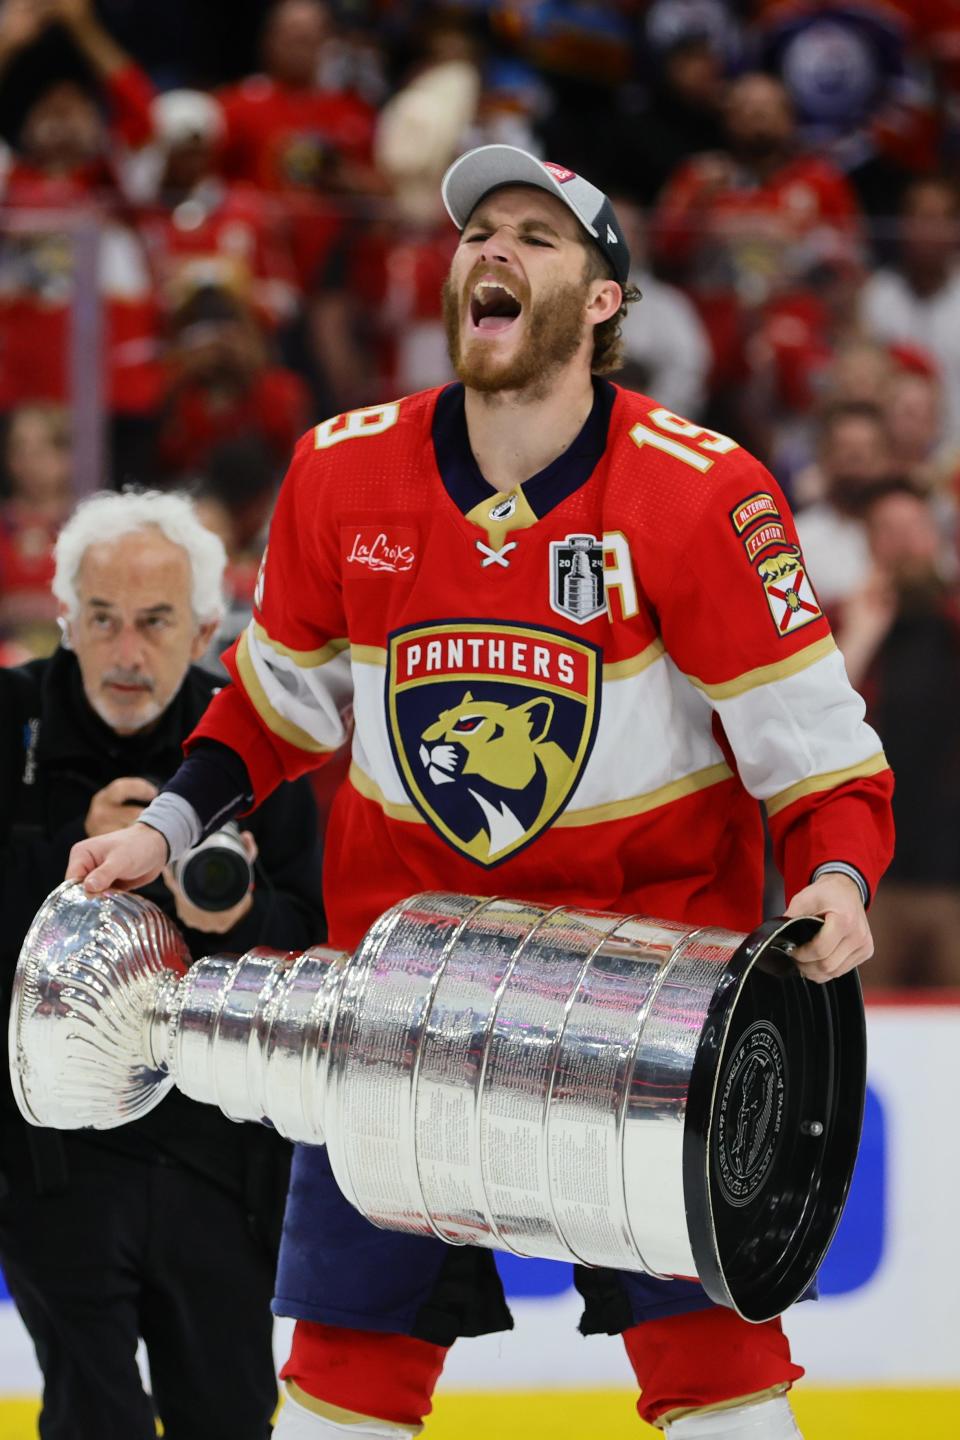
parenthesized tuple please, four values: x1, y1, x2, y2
(132, 88, 299, 331)
(217, 0, 381, 288)
(0, 0, 160, 418)
(0, 0, 153, 202)
(655, 71, 862, 293)
(654, 71, 863, 441)
(152, 283, 310, 484)
(0, 402, 72, 639)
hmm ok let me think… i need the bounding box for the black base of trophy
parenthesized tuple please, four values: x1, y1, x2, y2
(683, 916, 867, 1322)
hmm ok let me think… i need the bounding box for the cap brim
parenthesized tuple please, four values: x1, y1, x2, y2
(441, 145, 598, 239)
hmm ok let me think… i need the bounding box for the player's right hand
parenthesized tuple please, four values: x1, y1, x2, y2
(67, 822, 170, 896)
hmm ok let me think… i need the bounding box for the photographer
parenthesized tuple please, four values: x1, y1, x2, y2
(0, 489, 325, 1440)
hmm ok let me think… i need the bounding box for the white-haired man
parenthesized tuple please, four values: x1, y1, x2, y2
(68, 150, 893, 1438)
(0, 489, 325, 1440)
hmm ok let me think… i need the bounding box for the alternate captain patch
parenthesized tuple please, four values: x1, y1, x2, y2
(731, 492, 780, 534)
(386, 621, 600, 867)
(757, 546, 822, 635)
(549, 534, 606, 624)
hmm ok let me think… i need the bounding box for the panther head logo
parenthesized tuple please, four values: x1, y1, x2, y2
(418, 691, 572, 861)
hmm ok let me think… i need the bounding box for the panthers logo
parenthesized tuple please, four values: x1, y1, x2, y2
(419, 692, 573, 861)
(387, 622, 600, 866)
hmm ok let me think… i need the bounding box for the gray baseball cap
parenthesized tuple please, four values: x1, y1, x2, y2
(441, 144, 631, 286)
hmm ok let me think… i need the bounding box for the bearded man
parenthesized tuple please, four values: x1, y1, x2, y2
(67, 147, 894, 1439)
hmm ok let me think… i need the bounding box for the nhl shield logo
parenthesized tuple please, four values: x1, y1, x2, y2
(489, 493, 517, 522)
(549, 534, 606, 624)
(386, 621, 600, 867)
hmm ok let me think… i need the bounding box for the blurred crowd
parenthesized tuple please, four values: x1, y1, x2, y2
(0, 0, 958, 985)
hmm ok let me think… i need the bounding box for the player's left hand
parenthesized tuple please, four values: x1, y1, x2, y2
(161, 831, 258, 935)
(784, 872, 873, 984)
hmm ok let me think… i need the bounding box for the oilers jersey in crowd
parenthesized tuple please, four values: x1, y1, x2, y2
(189, 378, 894, 950)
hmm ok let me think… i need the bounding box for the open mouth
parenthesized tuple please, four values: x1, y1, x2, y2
(469, 280, 522, 335)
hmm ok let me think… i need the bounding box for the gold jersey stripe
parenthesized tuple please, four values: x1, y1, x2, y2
(351, 643, 387, 666)
(349, 758, 734, 829)
(349, 760, 424, 821)
(252, 622, 349, 669)
(765, 751, 889, 818)
(602, 639, 665, 681)
(285, 1382, 423, 1434)
(554, 761, 733, 827)
(686, 635, 837, 701)
(236, 632, 334, 754)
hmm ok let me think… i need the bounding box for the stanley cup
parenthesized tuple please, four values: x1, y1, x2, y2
(9, 883, 866, 1323)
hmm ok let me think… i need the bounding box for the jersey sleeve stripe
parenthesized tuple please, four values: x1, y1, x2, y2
(707, 647, 883, 801)
(602, 639, 665, 681)
(764, 752, 890, 817)
(685, 635, 837, 699)
(236, 628, 350, 755)
(554, 761, 733, 826)
(252, 622, 349, 668)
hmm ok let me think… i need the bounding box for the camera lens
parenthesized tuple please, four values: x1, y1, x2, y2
(179, 848, 250, 912)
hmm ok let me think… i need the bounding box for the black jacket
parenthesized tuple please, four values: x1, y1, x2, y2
(0, 647, 325, 1222)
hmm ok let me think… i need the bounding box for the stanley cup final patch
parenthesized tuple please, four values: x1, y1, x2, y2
(549, 533, 606, 624)
(386, 621, 600, 867)
(757, 545, 822, 635)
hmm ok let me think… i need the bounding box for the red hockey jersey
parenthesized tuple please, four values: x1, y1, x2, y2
(190, 382, 893, 950)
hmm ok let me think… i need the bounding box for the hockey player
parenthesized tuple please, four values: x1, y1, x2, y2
(67, 146, 894, 1439)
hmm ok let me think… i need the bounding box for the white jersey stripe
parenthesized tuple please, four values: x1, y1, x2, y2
(709, 648, 884, 803)
(248, 629, 884, 830)
(348, 760, 422, 822)
(349, 651, 728, 816)
(556, 762, 733, 826)
(685, 634, 837, 699)
(240, 624, 352, 753)
(569, 653, 726, 810)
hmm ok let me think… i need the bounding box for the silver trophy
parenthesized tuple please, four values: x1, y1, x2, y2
(10, 883, 865, 1322)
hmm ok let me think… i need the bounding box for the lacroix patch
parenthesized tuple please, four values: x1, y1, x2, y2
(343, 526, 417, 575)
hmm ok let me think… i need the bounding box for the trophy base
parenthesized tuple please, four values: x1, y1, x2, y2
(684, 917, 866, 1321)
